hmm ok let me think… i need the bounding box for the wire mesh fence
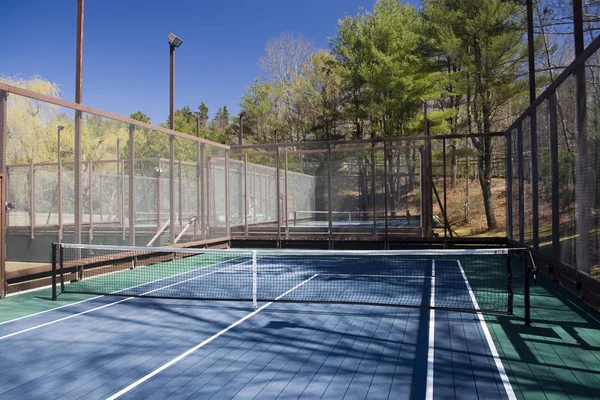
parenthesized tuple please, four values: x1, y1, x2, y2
(1, 80, 511, 289)
(505, 33, 600, 278)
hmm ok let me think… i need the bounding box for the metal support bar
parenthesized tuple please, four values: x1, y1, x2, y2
(128, 124, 136, 246)
(507, 251, 514, 315)
(174, 217, 196, 244)
(505, 130, 513, 240)
(195, 145, 200, 240)
(442, 138, 448, 239)
(51, 242, 57, 301)
(549, 92, 560, 260)
(178, 159, 183, 233)
(88, 160, 93, 242)
(530, 109, 539, 249)
(518, 123, 525, 243)
(251, 169, 256, 223)
(285, 151, 289, 238)
(383, 143, 389, 242)
(244, 154, 249, 237)
(120, 159, 125, 241)
(200, 144, 205, 240)
(422, 104, 433, 237)
(574, 0, 590, 272)
(74, 110, 82, 245)
(169, 135, 175, 244)
(524, 251, 531, 326)
(371, 144, 376, 237)
(0, 174, 5, 299)
(29, 161, 35, 239)
(206, 157, 211, 233)
(0, 91, 7, 191)
(225, 150, 230, 237)
(146, 219, 170, 247)
(98, 174, 103, 222)
(0, 93, 6, 291)
(327, 145, 333, 243)
(157, 158, 161, 230)
(275, 148, 280, 244)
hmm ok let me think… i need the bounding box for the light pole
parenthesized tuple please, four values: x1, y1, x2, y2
(192, 114, 200, 138)
(239, 112, 245, 146)
(168, 32, 183, 243)
(168, 33, 183, 130)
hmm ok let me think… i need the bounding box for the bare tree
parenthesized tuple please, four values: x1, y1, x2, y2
(259, 32, 315, 84)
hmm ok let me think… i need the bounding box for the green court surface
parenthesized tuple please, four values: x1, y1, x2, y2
(0, 289, 95, 323)
(485, 276, 600, 399)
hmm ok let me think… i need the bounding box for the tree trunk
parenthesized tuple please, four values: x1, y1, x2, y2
(473, 136, 497, 229)
(450, 139, 457, 188)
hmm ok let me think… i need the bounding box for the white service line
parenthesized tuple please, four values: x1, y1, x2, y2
(0, 256, 248, 327)
(457, 260, 517, 400)
(0, 296, 104, 326)
(106, 274, 320, 400)
(425, 260, 435, 400)
(0, 260, 250, 341)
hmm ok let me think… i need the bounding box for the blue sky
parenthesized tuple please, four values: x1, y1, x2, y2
(1, 0, 420, 124)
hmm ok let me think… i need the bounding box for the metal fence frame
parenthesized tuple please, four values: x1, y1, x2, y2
(0, 81, 508, 293)
(505, 30, 600, 308)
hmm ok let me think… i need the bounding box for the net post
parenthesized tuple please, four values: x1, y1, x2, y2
(252, 250, 257, 308)
(524, 250, 531, 326)
(506, 249, 514, 315)
(59, 243, 65, 294)
(51, 243, 57, 301)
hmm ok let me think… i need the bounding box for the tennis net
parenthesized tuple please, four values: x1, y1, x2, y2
(52, 243, 520, 314)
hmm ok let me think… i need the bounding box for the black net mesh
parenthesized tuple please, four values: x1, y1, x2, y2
(56, 243, 517, 314)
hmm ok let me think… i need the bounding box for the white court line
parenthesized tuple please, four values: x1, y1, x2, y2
(0, 260, 250, 341)
(319, 274, 431, 279)
(106, 274, 320, 400)
(0, 255, 248, 327)
(425, 260, 435, 400)
(457, 260, 517, 400)
(0, 296, 104, 327)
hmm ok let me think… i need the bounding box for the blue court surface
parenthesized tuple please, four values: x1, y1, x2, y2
(0, 255, 516, 399)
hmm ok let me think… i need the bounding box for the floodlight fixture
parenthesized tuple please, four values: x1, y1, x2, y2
(57, 125, 65, 132)
(168, 33, 183, 48)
